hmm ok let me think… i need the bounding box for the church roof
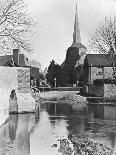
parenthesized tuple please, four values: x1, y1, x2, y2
(86, 54, 113, 67)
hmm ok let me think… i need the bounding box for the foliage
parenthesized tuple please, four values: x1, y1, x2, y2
(0, 0, 34, 54)
(39, 72, 45, 81)
(62, 47, 80, 86)
(89, 17, 116, 64)
(93, 79, 104, 86)
(93, 78, 116, 85)
(46, 60, 62, 87)
(28, 60, 41, 69)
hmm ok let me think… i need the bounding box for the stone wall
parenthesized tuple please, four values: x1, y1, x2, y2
(83, 83, 116, 98)
(104, 84, 116, 98)
(18, 68, 30, 93)
(88, 84, 104, 97)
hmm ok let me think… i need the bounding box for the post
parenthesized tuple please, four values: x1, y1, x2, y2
(9, 90, 18, 114)
(54, 78, 56, 90)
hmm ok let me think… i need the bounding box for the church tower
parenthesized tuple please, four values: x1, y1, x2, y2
(61, 4, 86, 86)
(71, 4, 86, 57)
(72, 4, 81, 47)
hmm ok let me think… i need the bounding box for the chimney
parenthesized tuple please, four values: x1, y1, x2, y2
(13, 49, 19, 65)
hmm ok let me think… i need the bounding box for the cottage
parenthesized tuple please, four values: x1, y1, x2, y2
(0, 49, 40, 88)
(81, 54, 116, 97)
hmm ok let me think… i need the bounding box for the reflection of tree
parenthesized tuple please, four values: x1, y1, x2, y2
(45, 102, 73, 116)
(88, 104, 104, 119)
(66, 109, 88, 135)
(35, 108, 40, 124)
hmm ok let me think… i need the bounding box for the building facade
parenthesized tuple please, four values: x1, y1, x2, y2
(81, 54, 116, 97)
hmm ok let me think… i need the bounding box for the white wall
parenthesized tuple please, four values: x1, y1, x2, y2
(0, 67, 35, 113)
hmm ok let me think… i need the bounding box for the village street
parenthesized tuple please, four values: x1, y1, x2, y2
(0, 0, 116, 155)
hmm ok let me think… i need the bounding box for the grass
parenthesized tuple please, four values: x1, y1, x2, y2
(39, 91, 78, 101)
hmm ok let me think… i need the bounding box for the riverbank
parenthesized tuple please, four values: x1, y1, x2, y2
(87, 96, 116, 104)
(39, 91, 78, 101)
(38, 91, 87, 110)
(59, 133, 113, 155)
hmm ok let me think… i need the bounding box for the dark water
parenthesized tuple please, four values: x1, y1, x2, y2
(1, 102, 116, 154)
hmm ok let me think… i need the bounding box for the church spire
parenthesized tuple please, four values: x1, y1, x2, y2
(72, 4, 81, 46)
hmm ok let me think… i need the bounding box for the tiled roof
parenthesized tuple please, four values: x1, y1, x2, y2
(0, 55, 12, 66)
(86, 54, 112, 67)
(0, 54, 26, 67)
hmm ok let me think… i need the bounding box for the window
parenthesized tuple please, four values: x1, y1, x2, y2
(96, 67, 103, 75)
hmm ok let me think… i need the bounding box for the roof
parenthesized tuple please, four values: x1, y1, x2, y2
(0, 55, 12, 66)
(0, 54, 26, 67)
(71, 43, 86, 49)
(86, 54, 113, 67)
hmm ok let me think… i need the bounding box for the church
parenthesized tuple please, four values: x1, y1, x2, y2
(61, 5, 86, 86)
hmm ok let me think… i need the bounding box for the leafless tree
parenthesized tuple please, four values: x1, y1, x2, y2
(0, 0, 34, 54)
(89, 17, 116, 77)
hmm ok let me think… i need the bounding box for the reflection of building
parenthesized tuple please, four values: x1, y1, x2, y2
(15, 114, 30, 155)
(9, 114, 18, 142)
(45, 102, 73, 115)
(88, 104, 116, 120)
(0, 114, 35, 155)
(104, 106, 116, 120)
(87, 105, 116, 151)
(88, 104, 104, 119)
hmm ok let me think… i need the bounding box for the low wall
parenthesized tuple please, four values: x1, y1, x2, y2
(83, 83, 116, 98)
(58, 87, 79, 91)
(104, 84, 116, 98)
(83, 84, 104, 97)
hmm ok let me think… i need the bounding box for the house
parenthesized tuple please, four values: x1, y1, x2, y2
(81, 54, 116, 97)
(0, 49, 40, 87)
(82, 54, 114, 85)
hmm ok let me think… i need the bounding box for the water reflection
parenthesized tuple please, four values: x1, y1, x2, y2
(9, 114, 18, 142)
(0, 113, 35, 155)
(41, 102, 74, 115)
(1, 102, 116, 154)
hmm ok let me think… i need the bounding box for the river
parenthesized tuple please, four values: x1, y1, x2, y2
(0, 102, 116, 155)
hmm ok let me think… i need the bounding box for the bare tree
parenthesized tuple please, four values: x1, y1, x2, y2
(89, 17, 116, 77)
(0, 0, 34, 54)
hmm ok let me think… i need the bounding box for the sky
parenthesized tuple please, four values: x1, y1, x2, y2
(25, 0, 116, 70)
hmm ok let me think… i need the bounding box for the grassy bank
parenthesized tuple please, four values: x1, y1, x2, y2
(39, 91, 78, 101)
